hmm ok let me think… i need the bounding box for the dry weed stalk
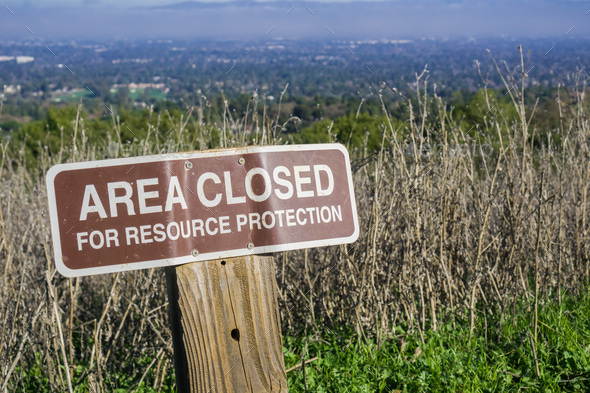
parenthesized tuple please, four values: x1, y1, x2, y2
(0, 54, 589, 390)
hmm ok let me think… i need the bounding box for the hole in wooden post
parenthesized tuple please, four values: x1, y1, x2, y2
(221, 260, 226, 266)
(230, 328, 240, 341)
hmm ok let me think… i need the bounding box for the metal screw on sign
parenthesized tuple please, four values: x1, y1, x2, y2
(191, 249, 199, 257)
(238, 157, 246, 165)
(247, 243, 254, 250)
(185, 161, 193, 170)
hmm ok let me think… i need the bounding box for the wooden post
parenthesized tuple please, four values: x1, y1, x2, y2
(166, 255, 288, 393)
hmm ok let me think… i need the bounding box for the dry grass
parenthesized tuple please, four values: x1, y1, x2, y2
(1, 51, 589, 391)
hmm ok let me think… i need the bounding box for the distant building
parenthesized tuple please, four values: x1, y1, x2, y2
(3, 85, 21, 94)
(16, 56, 34, 64)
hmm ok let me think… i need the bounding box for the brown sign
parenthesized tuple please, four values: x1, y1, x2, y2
(46, 144, 359, 277)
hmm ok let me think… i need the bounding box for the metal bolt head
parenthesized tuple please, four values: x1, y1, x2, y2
(247, 243, 254, 250)
(191, 249, 199, 257)
(238, 157, 246, 165)
(185, 161, 193, 170)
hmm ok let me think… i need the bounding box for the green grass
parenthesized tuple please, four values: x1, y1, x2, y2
(53, 89, 93, 102)
(110, 87, 168, 100)
(126, 88, 168, 101)
(284, 291, 590, 392)
(10, 291, 590, 392)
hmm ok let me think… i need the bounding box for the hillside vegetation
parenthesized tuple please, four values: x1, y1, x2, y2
(1, 55, 590, 391)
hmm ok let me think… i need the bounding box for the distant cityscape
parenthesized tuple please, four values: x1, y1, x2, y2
(2, 38, 588, 100)
(0, 36, 588, 138)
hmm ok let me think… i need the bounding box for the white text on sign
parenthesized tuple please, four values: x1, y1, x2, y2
(79, 164, 334, 220)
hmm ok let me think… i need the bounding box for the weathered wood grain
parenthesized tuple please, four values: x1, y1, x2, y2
(167, 255, 287, 393)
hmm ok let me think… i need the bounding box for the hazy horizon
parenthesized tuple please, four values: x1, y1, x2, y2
(1, 0, 589, 40)
(6, 0, 590, 8)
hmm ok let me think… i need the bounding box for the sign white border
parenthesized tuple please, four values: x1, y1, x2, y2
(46, 144, 359, 277)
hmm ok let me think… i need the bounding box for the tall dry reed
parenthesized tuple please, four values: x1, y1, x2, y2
(1, 50, 589, 390)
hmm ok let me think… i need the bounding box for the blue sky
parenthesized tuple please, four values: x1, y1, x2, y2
(2, 0, 589, 40)
(11, 0, 590, 7)
(10, 0, 590, 8)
